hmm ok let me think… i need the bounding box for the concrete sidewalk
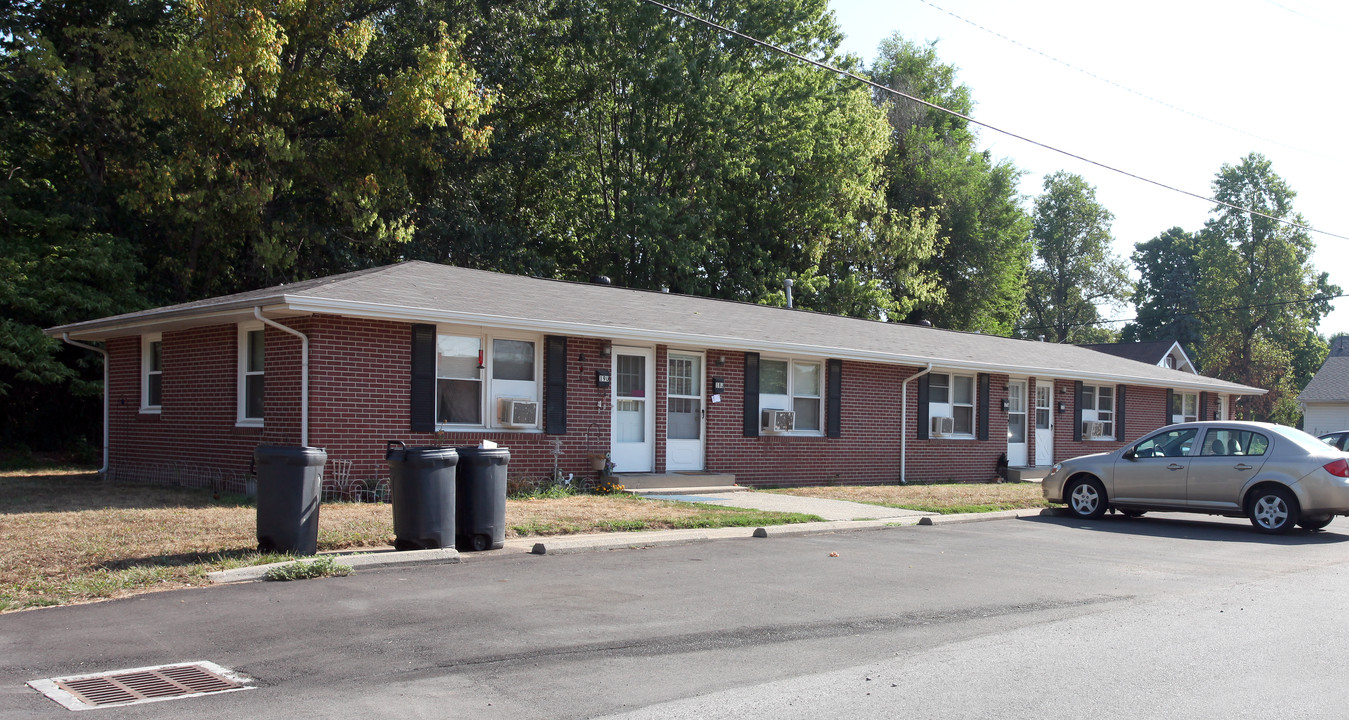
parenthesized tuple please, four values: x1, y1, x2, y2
(208, 493, 1056, 583)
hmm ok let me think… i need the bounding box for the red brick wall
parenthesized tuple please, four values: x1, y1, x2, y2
(101, 314, 1216, 490)
(105, 327, 263, 491)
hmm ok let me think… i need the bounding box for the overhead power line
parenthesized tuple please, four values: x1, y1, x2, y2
(1014, 292, 1349, 334)
(915, 0, 1335, 163)
(635, 0, 1349, 243)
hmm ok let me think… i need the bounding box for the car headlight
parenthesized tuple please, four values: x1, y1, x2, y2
(1048, 463, 1062, 476)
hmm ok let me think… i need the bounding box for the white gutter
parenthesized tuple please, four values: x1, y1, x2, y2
(899, 364, 934, 485)
(61, 333, 109, 475)
(253, 308, 310, 447)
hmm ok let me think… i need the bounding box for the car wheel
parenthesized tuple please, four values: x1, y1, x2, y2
(1298, 514, 1333, 531)
(1066, 477, 1108, 519)
(1248, 486, 1299, 534)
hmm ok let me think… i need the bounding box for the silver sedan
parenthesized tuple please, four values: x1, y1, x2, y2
(1042, 421, 1349, 533)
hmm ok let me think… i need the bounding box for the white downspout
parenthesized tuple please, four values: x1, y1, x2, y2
(61, 333, 109, 475)
(254, 308, 310, 447)
(900, 364, 934, 485)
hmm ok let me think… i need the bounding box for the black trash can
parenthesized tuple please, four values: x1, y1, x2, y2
(255, 445, 327, 555)
(455, 446, 510, 551)
(386, 441, 458, 550)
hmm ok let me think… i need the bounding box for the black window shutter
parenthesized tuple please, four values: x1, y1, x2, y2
(917, 374, 930, 440)
(545, 336, 568, 435)
(410, 324, 436, 432)
(1116, 385, 1127, 440)
(1199, 392, 1208, 422)
(826, 359, 842, 438)
(743, 353, 760, 437)
(1165, 389, 1174, 425)
(977, 373, 990, 441)
(1073, 380, 1084, 442)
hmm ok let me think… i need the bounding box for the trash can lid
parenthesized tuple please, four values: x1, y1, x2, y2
(254, 445, 328, 466)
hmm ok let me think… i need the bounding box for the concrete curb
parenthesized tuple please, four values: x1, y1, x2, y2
(208, 507, 1059, 580)
(916, 507, 1055, 525)
(207, 548, 459, 584)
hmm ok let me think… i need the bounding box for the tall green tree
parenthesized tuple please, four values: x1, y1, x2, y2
(0, 0, 158, 449)
(1195, 153, 1336, 422)
(1021, 172, 1130, 343)
(868, 36, 1032, 334)
(1121, 227, 1203, 347)
(130, 0, 496, 299)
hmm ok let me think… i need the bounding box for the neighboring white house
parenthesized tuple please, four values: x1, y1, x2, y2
(1079, 340, 1198, 374)
(1299, 337, 1349, 436)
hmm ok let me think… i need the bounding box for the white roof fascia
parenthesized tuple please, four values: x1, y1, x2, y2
(48, 304, 309, 341)
(1166, 341, 1198, 374)
(282, 297, 1264, 396)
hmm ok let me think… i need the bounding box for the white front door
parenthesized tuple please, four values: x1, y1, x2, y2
(665, 352, 705, 471)
(1035, 380, 1055, 466)
(1007, 380, 1028, 467)
(611, 347, 655, 473)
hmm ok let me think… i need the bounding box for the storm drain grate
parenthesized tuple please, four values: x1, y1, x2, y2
(29, 662, 254, 711)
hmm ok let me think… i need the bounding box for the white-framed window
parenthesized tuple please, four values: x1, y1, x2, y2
(760, 358, 823, 433)
(1080, 384, 1114, 440)
(435, 331, 540, 429)
(237, 323, 265, 426)
(1171, 392, 1198, 424)
(929, 372, 975, 437)
(141, 333, 162, 413)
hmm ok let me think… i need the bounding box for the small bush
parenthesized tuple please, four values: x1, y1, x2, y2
(264, 556, 353, 582)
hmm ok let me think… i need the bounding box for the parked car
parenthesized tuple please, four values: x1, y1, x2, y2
(1042, 421, 1349, 534)
(1318, 431, 1349, 451)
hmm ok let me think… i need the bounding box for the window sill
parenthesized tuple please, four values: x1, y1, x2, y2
(138, 407, 161, 415)
(235, 420, 263, 429)
(434, 426, 543, 433)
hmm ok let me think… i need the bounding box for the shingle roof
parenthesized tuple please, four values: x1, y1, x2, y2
(1299, 357, 1349, 403)
(49, 261, 1262, 395)
(1077, 340, 1178, 365)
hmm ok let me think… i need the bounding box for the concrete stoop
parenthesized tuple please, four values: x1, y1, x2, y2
(616, 472, 742, 495)
(1006, 466, 1052, 483)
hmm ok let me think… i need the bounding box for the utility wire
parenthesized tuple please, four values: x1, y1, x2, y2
(1015, 292, 1349, 333)
(915, 0, 1334, 162)
(635, 0, 1349, 243)
(1262, 0, 1349, 32)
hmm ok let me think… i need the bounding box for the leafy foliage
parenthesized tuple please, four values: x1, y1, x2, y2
(263, 555, 354, 581)
(868, 36, 1032, 333)
(1122, 227, 1203, 347)
(1194, 154, 1336, 422)
(1021, 172, 1130, 343)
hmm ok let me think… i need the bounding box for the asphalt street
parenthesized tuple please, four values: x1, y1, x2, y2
(5, 512, 1349, 718)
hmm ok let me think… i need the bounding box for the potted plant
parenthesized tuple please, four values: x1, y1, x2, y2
(589, 453, 608, 471)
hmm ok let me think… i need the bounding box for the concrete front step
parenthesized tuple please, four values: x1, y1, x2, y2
(616, 472, 737, 492)
(626, 485, 750, 496)
(1006, 466, 1052, 483)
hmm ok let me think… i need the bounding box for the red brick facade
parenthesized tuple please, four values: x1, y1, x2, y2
(102, 314, 1234, 490)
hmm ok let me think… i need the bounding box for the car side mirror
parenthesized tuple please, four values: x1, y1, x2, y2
(1122, 448, 1137, 461)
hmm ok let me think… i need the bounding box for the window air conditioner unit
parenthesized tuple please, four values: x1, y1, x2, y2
(930, 416, 954, 436)
(1083, 421, 1105, 439)
(762, 408, 795, 433)
(498, 398, 539, 428)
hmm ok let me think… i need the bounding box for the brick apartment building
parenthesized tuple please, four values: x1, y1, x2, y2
(47, 261, 1262, 491)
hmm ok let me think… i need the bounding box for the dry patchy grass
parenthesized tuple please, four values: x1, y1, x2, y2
(0, 469, 815, 612)
(763, 482, 1051, 514)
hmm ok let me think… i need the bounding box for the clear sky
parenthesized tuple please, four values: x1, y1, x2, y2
(827, 0, 1349, 338)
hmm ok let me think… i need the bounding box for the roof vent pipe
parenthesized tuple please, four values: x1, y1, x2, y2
(784, 278, 794, 309)
(590, 275, 612, 286)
